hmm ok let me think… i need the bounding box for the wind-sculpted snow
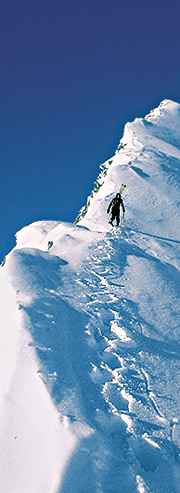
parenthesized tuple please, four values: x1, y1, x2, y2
(1, 99, 180, 492)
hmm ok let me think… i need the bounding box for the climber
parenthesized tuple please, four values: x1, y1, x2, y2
(107, 192, 125, 226)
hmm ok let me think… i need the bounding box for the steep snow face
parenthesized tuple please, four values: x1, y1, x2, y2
(1, 100, 180, 493)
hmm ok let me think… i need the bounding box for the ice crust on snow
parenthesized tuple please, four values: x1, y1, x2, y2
(1, 99, 180, 492)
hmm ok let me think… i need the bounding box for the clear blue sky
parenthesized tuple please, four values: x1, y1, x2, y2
(0, 0, 180, 260)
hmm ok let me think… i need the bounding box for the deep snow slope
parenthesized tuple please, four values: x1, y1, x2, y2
(1, 99, 180, 492)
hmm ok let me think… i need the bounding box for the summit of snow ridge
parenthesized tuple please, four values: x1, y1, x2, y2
(145, 99, 180, 122)
(115, 99, 180, 164)
(118, 99, 180, 154)
(143, 99, 180, 149)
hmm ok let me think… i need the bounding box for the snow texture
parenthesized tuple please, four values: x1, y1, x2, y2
(1, 99, 180, 492)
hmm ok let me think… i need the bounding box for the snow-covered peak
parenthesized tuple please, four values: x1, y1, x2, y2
(76, 100, 180, 239)
(145, 98, 180, 126)
(14, 99, 180, 250)
(1, 100, 180, 493)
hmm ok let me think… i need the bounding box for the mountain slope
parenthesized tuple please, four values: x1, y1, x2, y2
(0, 99, 180, 492)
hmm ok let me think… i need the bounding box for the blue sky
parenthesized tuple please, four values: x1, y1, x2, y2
(0, 0, 180, 260)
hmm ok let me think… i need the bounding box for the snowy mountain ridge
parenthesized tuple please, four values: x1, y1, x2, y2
(75, 100, 180, 239)
(1, 99, 180, 492)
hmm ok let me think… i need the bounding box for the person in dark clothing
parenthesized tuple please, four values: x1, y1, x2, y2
(107, 193, 125, 226)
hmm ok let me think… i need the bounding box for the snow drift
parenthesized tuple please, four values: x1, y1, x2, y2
(1, 99, 180, 492)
